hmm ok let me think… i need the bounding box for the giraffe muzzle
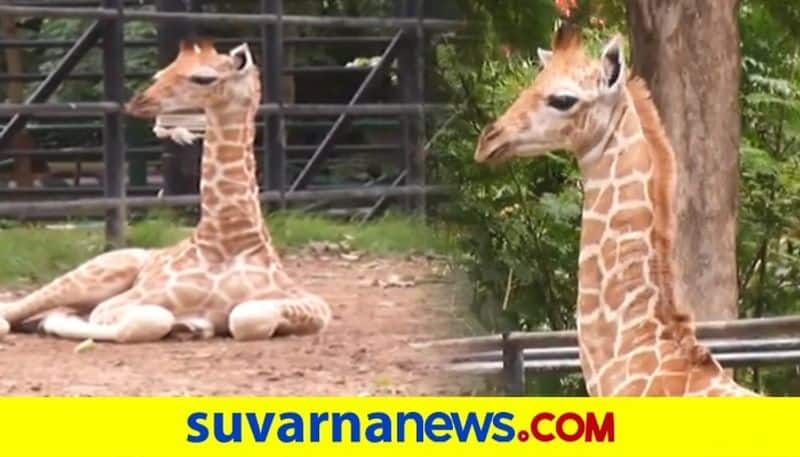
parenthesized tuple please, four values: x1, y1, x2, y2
(475, 123, 511, 163)
(125, 93, 160, 119)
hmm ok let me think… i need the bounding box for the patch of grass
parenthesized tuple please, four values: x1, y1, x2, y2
(0, 212, 449, 286)
(127, 212, 191, 248)
(268, 212, 451, 255)
(0, 225, 103, 285)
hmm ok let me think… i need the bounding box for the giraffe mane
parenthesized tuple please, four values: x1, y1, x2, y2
(625, 76, 712, 366)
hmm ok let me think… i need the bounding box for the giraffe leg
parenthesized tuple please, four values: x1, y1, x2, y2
(228, 294, 331, 341)
(0, 248, 152, 331)
(41, 291, 174, 343)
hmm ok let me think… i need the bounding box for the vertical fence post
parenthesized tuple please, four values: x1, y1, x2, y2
(502, 333, 525, 396)
(395, 0, 426, 215)
(101, 0, 126, 248)
(261, 0, 286, 209)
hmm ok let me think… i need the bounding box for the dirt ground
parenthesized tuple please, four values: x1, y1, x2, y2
(0, 250, 478, 396)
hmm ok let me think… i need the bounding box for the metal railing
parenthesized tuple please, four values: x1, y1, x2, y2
(414, 315, 800, 395)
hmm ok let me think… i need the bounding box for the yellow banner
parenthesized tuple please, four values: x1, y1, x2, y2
(0, 397, 794, 457)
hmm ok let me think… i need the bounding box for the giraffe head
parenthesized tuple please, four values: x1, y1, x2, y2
(126, 40, 258, 119)
(475, 24, 626, 165)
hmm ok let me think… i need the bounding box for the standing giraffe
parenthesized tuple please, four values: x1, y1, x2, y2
(0, 41, 331, 343)
(474, 25, 756, 396)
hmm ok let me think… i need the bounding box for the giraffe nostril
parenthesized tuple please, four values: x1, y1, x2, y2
(481, 123, 502, 143)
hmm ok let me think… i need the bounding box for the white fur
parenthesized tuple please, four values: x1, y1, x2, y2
(537, 48, 553, 66)
(228, 300, 285, 341)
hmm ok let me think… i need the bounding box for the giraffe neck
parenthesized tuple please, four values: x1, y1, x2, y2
(575, 83, 695, 394)
(192, 94, 276, 262)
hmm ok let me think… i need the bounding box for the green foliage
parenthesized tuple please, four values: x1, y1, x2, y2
(735, 1, 800, 395)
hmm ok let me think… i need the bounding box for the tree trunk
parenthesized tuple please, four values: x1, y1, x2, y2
(626, 0, 741, 322)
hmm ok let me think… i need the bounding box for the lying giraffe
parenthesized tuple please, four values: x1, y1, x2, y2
(0, 41, 331, 343)
(475, 24, 756, 396)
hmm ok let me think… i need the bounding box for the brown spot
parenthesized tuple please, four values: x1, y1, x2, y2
(618, 239, 649, 265)
(583, 188, 599, 207)
(660, 356, 689, 373)
(222, 166, 249, 182)
(621, 287, 655, 321)
(580, 220, 604, 246)
(603, 262, 644, 310)
(581, 317, 617, 367)
(203, 188, 220, 207)
(615, 378, 647, 396)
(579, 256, 602, 289)
(600, 238, 617, 270)
(617, 319, 658, 354)
(218, 180, 248, 195)
(615, 145, 652, 177)
(646, 374, 686, 396)
(578, 293, 600, 314)
(597, 358, 626, 395)
(222, 128, 242, 142)
(218, 145, 244, 162)
(216, 111, 247, 125)
(201, 165, 217, 182)
(588, 186, 614, 213)
(220, 232, 263, 256)
(618, 181, 646, 203)
(627, 350, 658, 376)
(584, 154, 615, 180)
(609, 207, 653, 232)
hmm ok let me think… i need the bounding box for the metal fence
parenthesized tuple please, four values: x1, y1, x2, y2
(414, 315, 800, 395)
(0, 0, 462, 246)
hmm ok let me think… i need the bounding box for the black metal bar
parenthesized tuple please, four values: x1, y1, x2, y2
(263, 103, 446, 116)
(0, 36, 394, 49)
(0, 185, 450, 217)
(0, 22, 103, 152)
(0, 102, 445, 116)
(0, 5, 466, 29)
(0, 67, 380, 83)
(501, 333, 525, 396)
(289, 31, 403, 192)
(362, 169, 407, 221)
(396, 0, 426, 214)
(0, 144, 401, 160)
(101, 0, 126, 248)
(0, 102, 119, 116)
(261, 0, 286, 208)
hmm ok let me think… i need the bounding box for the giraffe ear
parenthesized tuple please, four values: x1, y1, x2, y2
(600, 35, 625, 93)
(229, 43, 254, 72)
(537, 48, 553, 67)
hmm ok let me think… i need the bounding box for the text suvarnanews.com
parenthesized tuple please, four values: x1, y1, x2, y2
(186, 410, 615, 444)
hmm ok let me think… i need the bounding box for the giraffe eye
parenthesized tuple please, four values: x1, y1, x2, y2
(547, 94, 579, 111)
(189, 75, 218, 85)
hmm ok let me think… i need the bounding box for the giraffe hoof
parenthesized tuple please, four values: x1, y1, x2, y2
(0, 318, 9, 338)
